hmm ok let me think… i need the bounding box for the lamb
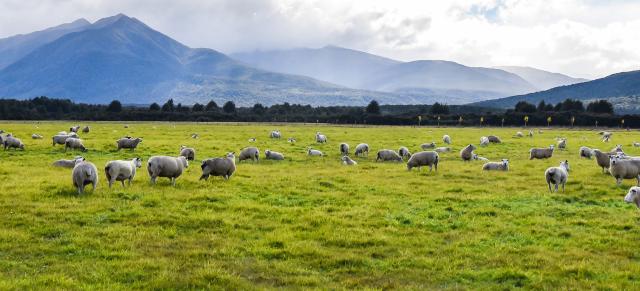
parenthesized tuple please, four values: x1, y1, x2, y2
(72, 161, 98, 195)
(545, 160, 570, 192)
(248, 137, 256, 142)
(147, 156, 189, 186)
(482, 159, 509, 171)
(64, 138, 86, 152)
(579, 146, 593, 159)
(487, 135, 502, 143)
(515, 132, 523, 137)
(238, 147, 260, 162)
(308, 148, 323, 156)
(398, 146, 412, 160)
(116, 137, 142, 150)
(624, 186, 640, 208)
(200, 152, 236, 180)
(179, 145, 196, 161)
(602, 132, 612, 142)
(608, 155, 640, 186)
(31, 134, 43, 139)
(270, 130, 281, 139)
(460, 144, 477, 161)
(557, 138, 567, 150)
(354, 143, 369, 157)
(529, 145, 554, 160)
(52, 156, 85, 168)
(443, 135, 451, 145)
(421, 142, 436, 150)
(592, 149, 612, 173)
(340, 143, 350, 156)
(342, 156, 357, 165)
(479, 136, 489, 147)
(265, 150, 285, 160)
(406, 151, 439, 172)
(288, 137, 296, 143)
(82, 126, 90, 133)
(3, 136, 24, 150)
(528, 130, 534, 137)
(434, 147, 451, 153)
(633, 142, 640, 147)
(104, 158, 142, 188)
(191, 133, 199, 139)
(69, 125, 80, 133)
(316, 132, 327, 143)
(376, 149, 403, 162)
(472, 154, 489, 161)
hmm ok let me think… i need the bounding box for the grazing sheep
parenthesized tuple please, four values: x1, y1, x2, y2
(64, 138, 86, 152)
(248, 137, 256, 142)
(482, 159, 509, 171)
(179, 145, 196, 161)
(342, 156, 357, 165)
(579, 146, 593, 159)
(238, 147, 260, 162)
(443, 135, 451, 145)
(538, 129, 543, 134)
(72, 161, 98, 194)
(69, 125, 80, 133)
(398, 146, 412, 160)
(528, 130, 534, 137)
(104, 158, 142, 188)
(529, 145, 554, 160)
(147, 156, 189, 186)
(545, 160, 570, 192)
(515, 132, 523, 137)
(624, 186, 640, 208)
(124, 124, 129, 128)
(52, 134, 76, 146)
(82, 126, 90, 133)
(308, 148, 323, 156)
(116, 137, 142, 150)
(421, 142, 436, 150)
(487, 135, 502, 143)
(288, 137, 296, 143)
(460, 144, 477, 161)
(340, 143, 350, 156)
(434, 147, 451, 153)
(602, 132, 612, 142)
(200, 152, 236, 180)
(609, 155, 640, 186)
(354, 143, 369, 157)
(265, 150, 285, 160)
(479, 136, 489, 147)
(316, 132, 327, 143)
(406, 151, 439, 172)
(270, 130, 281, 139)
(633, 142, 640, 147)
(592, 149, 612, 173)
(472, 154, 489, 161)
(557, 138, 567, 150)
(31, 134, 43, 139)
(52, 156, 85, 168)
(3, 136, 24, 150)
(376, 149, 403, 162)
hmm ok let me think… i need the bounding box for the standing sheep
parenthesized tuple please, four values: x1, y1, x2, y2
(592, 149, 612, 173)
(421, 142, 436, 150)
(248, 137, 256, 142)
(460, 144, 477, 161)
(482, 159, 509, 171)
(529, 145, 554, 160)
(191, 133, 199, 139)
(179, 145, 196, 161)
(72, 161, 98, 195)
(53, 156, 85, 168)
(200, 152, 236, 181)
(398, 146, 412, 160)
(624, 186, 640, 208)
(340, 143, 350, 156)
(545, 160, 570, 192)
(52, 134, 76, 146)
(342, 156, 357, 165)
(528, 130, 534, 137)
(265, 150, 285, 160)
(633, 142, 640, 147)
(406, 151, 439, 172)
(69, 125, 80, 133)
(239, 147, 260, 162)
(82, 126, 90, 133)
(579, 146, 593, 159)
(3, 136, 24, 150)
(354, 143, 369, 157)
(487, 135, 502, 143)
(609, 155, 640, 186)
(479, 136, 489, 147)
(376, 149, 403, 162)
(316, 132, 327, 143)
(104, 158, 142, 188)
(147, 156, 189, 186)
(308, 148, 323, 156)
(443, 135, 451, 145)
(602, 132, 612, 142)
(116, 137, 143, 150)
(270, 130, 281, 139)
(64, 138, 86, 152)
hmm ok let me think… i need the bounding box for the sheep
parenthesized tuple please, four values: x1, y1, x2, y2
(179, 145, 196, 161)
(104, 158, 142, 188)
(592, 149, 612, 173)
(69, 125, 80, 133)
(342, 156, 357, 165)
(340, 143, 350, 156)
(308, 148, 323, 156)
(124, 124, 129, 128)
(545, 160, 570, 192)
(633, 142, 640, 147)
(200, 152, 236, 181)
(64, 138, 86, 152)
(191, 133, 199, 139)
(406, 151, 439, 172)
(529, 145, 554, 160)
(354, 143, 369, 157)
(602, 132, 612, 142)
(579, 146, 593, 159)
(288, 137, 296, 143)
(624, 186, 640, 208)
(472, 153, 489, 161)
(608, 155, 640, 186)
(72, 160, 98, 194)
(147, 156, 189, 186)
(248, 137, 256, 142)
(483, 159, 509, 171)
(611, 144, 624, 154)
(376, 149, 403, 162)
(57, 131, 67, 135)
(3, 136, 24, 150)
(434, 147, 451, 153)
(557, 138, 567, 150)
(443, 135, 451, 145)
(421, 142, 436, 150)
(479, 136, 489, 147)
(515, 132, 523, 137)
(316, 132, 327, 143)
(270, 130, 281, 139)
(31, 134, 43, 139)
(460, 144, 477, 161)
(52, 156, 85, 168)
(82, 126, 90, 133)
(265, 150, 285, 160)
(238, 147, 260, 162)
(528, 130, 534, 137)
(116, 137, 142, 150)
(398, 146, 412, 160)
(487, 135, 502, 143)
(52, 134, 76, 146)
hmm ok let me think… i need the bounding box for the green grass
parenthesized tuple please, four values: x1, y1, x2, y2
(1, 121, 639, 289)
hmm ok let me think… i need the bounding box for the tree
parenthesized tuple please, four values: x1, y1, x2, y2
(537, 101, 547, 112)
(252, 103, 266, 114)
(176, 103, 190, 112)
(106, 100, 122, 112)
(365, 100, 381, 114)
(429, 102, 449, 115)
(223, 101, 236, 113)
(205, 100, 219, 111)
(162, 99, 175, 112)
(514, 101, 536, 113)
(587, 100, 614, 114)
(560, 99, 584, 112)
(149, 102, 160, 111)
(192, 103, 204, 112)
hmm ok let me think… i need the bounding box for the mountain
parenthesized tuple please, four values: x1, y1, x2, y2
(495, 66, 588, 91)
(0, 18, 91, 69)
(0, 14, 408, 106)
(473, 70, 640, 111)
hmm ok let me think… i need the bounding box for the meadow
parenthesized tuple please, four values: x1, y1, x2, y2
(0, 121, 639, 289)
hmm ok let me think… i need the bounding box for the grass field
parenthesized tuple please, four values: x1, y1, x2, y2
(1, 121, 639, 289)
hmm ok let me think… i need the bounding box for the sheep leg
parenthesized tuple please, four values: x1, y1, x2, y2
(77, 186, 83, 195)
(554, 184, 558, 192)
(150, 176, 157, 185)
(108, 179, 113, 188)
(121, 180, 125, 187)
(171, 177, 176, 186)
(429, 165, 432, 172)
(92, 182, 96, 192)
(548, 182, 552, 193)
(636, 176, 640, 186)
(562, 182, 565, 193)
(128, 178, 132, 186)
(617, 178, 622, 186)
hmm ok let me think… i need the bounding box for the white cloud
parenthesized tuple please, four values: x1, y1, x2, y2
(0, 0, 639, 78)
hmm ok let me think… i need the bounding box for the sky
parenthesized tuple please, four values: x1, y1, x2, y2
(1, 0, 639, 79)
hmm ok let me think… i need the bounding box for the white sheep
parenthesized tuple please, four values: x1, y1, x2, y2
(116, 137, 143, 150)
(602, 132, 612, 142)
(443, 135, 451, 145)
(32, 134, 43, 139)
(52, 156, 85, 168)
(460, 144, 476, 161)
(398, 146, 412, 160)
(624, 186, 640, 208)
(528, 130, 534, 137)
(406, 151, 439, 172)
(529, 145, 554, 160)
(82, 126, 90, 133)
(69, 125, 80, 133)
(342, 156, 357, 165)
(376, 149, 403, 162)
(482, 159, 509, 171)
(557, 138, 567, 150)
(104, 158, 142, 188)
(487, 135, 502, 143)
(479, 136, 489, 147)
(609, 155, 640, 186)
(270, 130, 281, 139)
(421, 142, 436, 150)
(191, 133, 199, 139)
(316, 132, 327, 143)
(308, 148, 323, 156)
(472, 154, 489, 161)
(52, 134, 74, 146)
(200, 152, 236, 180)
(239, 147, 260, 162)
(265, 150, 285, 160)
(72, 161, 98, 195)
(354, 143, 369, 157)
(592, 149, 612, 173)
(248, 137, 256, 142)
(147, 156, 189, 186)
(434, 147, 451, 153)
(288, 137, 296, 143)
(579, 146, 593, 159)
(545, 160, 570, 192)
(3, 136, 24, 150)
(340, 143, 350, 156)
(633, 142, 640, 147)
(515, 132, 523, 137)
(179, 145, 196, 161)
(64, 138, 86, 152)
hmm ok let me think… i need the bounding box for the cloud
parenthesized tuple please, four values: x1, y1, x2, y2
(0, 0, 639, 78)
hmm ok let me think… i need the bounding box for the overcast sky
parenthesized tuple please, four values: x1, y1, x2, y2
(1, 0, 639, 79)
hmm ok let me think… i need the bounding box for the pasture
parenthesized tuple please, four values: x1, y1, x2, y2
(0, 121, 639, 289)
